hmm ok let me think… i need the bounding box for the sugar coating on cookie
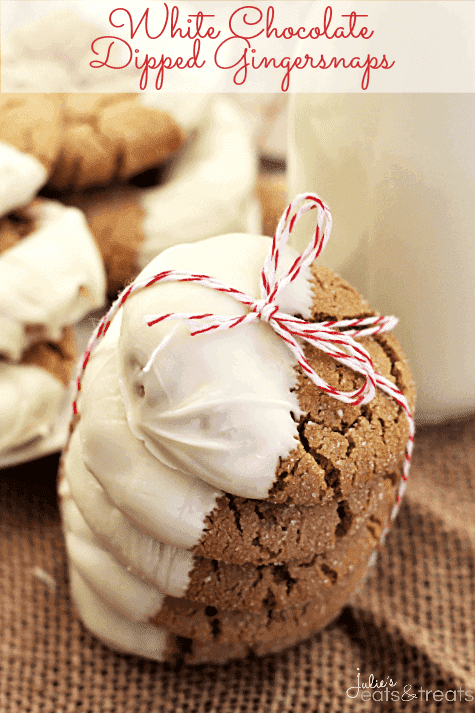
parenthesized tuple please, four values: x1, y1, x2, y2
(0, 94, 63, 169)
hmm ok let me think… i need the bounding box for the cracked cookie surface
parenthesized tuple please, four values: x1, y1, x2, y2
(164, 626, 314, 666)
(192, 473, 394, 566)
(151, 554, 370, 645)
(185, 475, 395, 612)
(191, 265, 414, 575)
(0, 94, 62, 171)
(268, 267, 415, 506)
(49, 94, 185, 191)
(60, 258, 415, 662)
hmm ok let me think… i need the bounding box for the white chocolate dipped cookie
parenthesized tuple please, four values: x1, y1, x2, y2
(61, 198, 415, 663)
(66, 97, 260, 296)
(136, 97, 261, 269)
(116, 234, 311, 499)
(0, 328, 75, 456)
(0, 95, 62, 217)
(0, 199, 106, 362)
(60, 439, 383, 661)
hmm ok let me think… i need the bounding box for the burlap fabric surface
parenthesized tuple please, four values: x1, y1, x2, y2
(1, 416, 474, 712)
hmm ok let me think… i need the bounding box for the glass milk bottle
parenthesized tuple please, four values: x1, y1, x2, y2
(288, 94, 475, 424)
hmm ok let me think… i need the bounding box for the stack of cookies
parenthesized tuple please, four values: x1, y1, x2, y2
(59, 229, 414, 665)
(0, 95, 106, 458)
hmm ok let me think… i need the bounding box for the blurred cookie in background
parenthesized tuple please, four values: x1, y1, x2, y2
(0, 328, 76, 458)
(0, 199, 106, 362)
(66, 97, 261, 298)
(0, 94, 62, 216)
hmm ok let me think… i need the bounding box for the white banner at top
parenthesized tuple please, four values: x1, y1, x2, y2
(1, 1, 475, 93)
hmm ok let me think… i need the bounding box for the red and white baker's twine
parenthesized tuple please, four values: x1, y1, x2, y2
(73, 193, 414, 530)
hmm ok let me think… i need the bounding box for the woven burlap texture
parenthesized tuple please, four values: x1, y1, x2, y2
(1, 416, 474, 713)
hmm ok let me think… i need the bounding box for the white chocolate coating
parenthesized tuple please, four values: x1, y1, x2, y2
(76, 313, 222, 551)
(119, 234, 312, 498)
(0, 199, 106, 361)
(62, 491, 165, 622)
(0, 363, 64, 453)
(0, 142, 48, 217)
(2, 9, 137, 93)
(69, 567, 168, 661)
(2, 58, 74, 93)
(138, 97, 261, 268)
(64, 426, 193, 597)
(61, 476, 169, 658)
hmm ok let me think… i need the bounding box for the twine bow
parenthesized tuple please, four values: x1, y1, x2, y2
(73, 193, 414, 526)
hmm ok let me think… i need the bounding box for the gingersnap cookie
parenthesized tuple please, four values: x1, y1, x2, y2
(193, 472, 392, 565)
(60, 196, 415, 663)
(61, 425, 393, 603)
(65, 97, 260, 297)
(47, 94, 185, 193)
(165, 628, 312, 667)
(151, 558, 371, 646)
(65, 258, 412, 554)
(66, 559, 328, 666)
(60, 456, 391, 619)
(61, 420, 393, 601)
(65, 185, 145, 298)
(21, 325, 76, 388)
(136, 97, 261, 270)
(0, 94, 62, 217)
(59, 474, 368, 661)
(0, 198, 106, 361)
(0, 328, 75, 455)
